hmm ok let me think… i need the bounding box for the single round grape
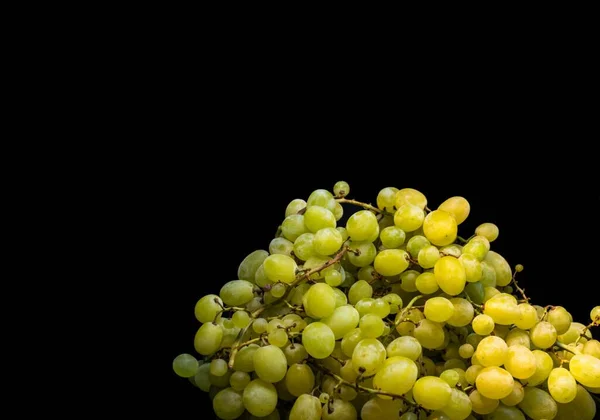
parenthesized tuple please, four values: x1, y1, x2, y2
(434, 256, 466, 296)
(548, 367, 577, 403)
(557, 322, 593, 344)
(362, 397, 404, 420)
(500, 381, 524, 406)
(591, 305, 600, 322)
(483, 286, 500, 302)
(352, 338, 386, 376)
(253, 345, 288, 383)
(334, 180, 350, 197)
(269, 283, 285, 298)
(332, 287, 348, 308)
(371, 298, 391, 318)
(307, 189, 337, 212)
(441, 387, 472, 419)
(243, 379, 278, 417)
(418, 245, 440, 268)
(423, 210, 457, 246)
(219, 280, 256, 307)
(268, 328, 288, 347)
(583, 339, 600, 358)
(285, 363, 315, 397)
(394, 203, 425, 232)
(380, 226, 406, 249)
(412, 376, 452, 410)
(359, 313, 385, 338)
(394, 188, 427, 209)
(348, 280, 373, 304)
(314, 227, 343, 256)
(283, 342, 308, 365)
(475, 335, 508, 367)
(475, 222, 499, 242)
(458, 343, 474, 359)
(346, 210, 379, 242)
(382, 293, 402, 314)
(458, 253, 482, 283)
(194, 322, 223, 356)
(440, 244, 463, 258)
(213, 388, 244, 419)
(341, 328, 364, 357)
(440, 369, 459, 387)
(469, 390, 498, 415)
(530, 321, 557, 349)
(407, 235, 431, 258)
(479, 261, 497, 287)
(447, 297, 474, 327)
(324, 268, 343, 287)
(399, 269, 420, 292)
(386, 335, 422, 360)
(374, 249, 409, 276)
(504, 285, 514, 294)
(173, 353, 198, 378)
(373, 356, 418, 396)
(322, 398, 357, 420)
(238, 249, 269, 282)
(322, 305, 360, 340)
(263, 254, 298, 284)
(438, 196, 470, 225)
(303, 282, 337, 319)
(465, 281, 484, 305)
(253, 318, 268, 334)
(415, 272, 439, 294)
(232, 310, 251, 328)
(414, 319, 445, 350)
(269, 237, 294, 257)
(518, 387, 557, 420)
(337, 226, 349, 241)
(209, 358, 228, 377)
(554, 385, 597, 420)
(505, 327, 531, 349)
(395, 308, 424, 336)
(232, 344, 258, 373)
(376, 186, 399, 212)
(514, 303, 538, 330)
(293, 233, 316, 261)
(285, 198, 307, 217)
(569, 354, 600, 388)
(194, 294, 224, 324)
(347, 241, 377, 267)
(547, 306, 572, 335)
(483, 251, 512, 287)
(424, 296, 455, 322)
(483, 293, 519, 325)
(503, 344, 536, 379)
(282, 214, 308, 241)
(302, 321, 335, 359)
(319, 392, 329, 404)
(289, 394, 321, 420)
(465, 364, 484, 384)
(523, 349, 553, 386)
(304, 206, 336, 233)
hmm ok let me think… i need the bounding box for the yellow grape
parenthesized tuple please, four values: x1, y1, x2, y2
(475, 366, 514, 399)
(423, 210, 458, 246)
(394, 187, 427, 210)
(554, 385, 597, 420)
(548, 367, 577, 403)
(373, 356, 418, 396)
(591, 306, 600, 322)
(465, 364, 484, 384)
(483, 293, 519, 325)
(569, 354, 600, 388)
(394, 203, 425, 232)
(547, 306, 573, 335)
(412, 376, 452, 410)
(424, 296, 455, 322)
(583, 339, 600, 358)
(501, 380, 525, 406)
(415, 272, 439, 294)
(434, 256, 466, 296)
(530, 321, 558, 349)
(504, 344, 536, 379)
(458, 253, 482, 283)
(447, 298, 474, 327)
(413, 319, 445, 350)
(376, 187, 399, 212)
(386, 336, 422, 360)
(346, 210, 379, 242)
(505, 328, 531, 348)
(515, 303, 538, 330)
(469, 390, 498, 415)
(475, 222, 499, 242)
(374, 249, 409, 277)
(475, 336, 508, 367)
(483, 251, 512, 287)
(438, 196, 470, 225)
(523, 350, 553, 386)
(518, 387, 557, 420)
(352, 338, 386, 376)
(440, 388, 472, 420)
(472, 314, 494, 335)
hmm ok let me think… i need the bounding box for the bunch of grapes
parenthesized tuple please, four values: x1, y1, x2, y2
(172, 182, 600, 420)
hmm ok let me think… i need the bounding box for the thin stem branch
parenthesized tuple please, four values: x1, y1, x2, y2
(335, 198, 382, 214)
(511, 266, 529, 302)
(575, 319, 597, 345)
(395, 295, 424, 326)
(554, 341, 580, 355)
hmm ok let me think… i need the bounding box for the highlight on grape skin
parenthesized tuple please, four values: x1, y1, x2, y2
(173, 182, 599, 420)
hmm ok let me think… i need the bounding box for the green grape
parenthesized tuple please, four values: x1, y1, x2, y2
(321, 375, 357, 402)
(194, 294, 224, 324)
(238, 250, 270, 282)
(569, 354, 600, 387)
(407, 235, 431, 258)
(304, 207, 336, 234)
(346, 210, 379, 242)
(283, 313, 305, 331)
(376, 186, 399, 212)
(547, 306, 572, 335)
(293, 233, 316, 261)
(213, 388, 244, 419)
(357, 265, 378, 283)
(243, 379, 278, 417)
(307, 188, 337, 212)
(440, 244, 463, 258)
(424, 296, 455, 322)
(194, 322, 223, 355)
(554, 385, 597, 420)
(368, 298, 389, 318)
(303, 255, 329, 280)
(394, 203, 425, 232)
(285, 363, 315, 397)
(530, 321, 557, 349)
(413, 376, 452, 410)
(591, 305, 600, 322)
(548, 367, 577, 403)
(314, 227, 343, 256)
(373, 356, 418, 395)
(583, 339, 600, 358)
(438, 196, 470, 225)
(362, 397, 404, 420)
(322, 305, 360, 339)
(483, 251, 512, 287)
(475, 222, 499, 242)
(337, 226, 349, 241)
(347, 241, 377, 267)
(444, 358, 467, 372)
(359, 313, 385, 338)
(503, 285, 514, 294)
(267, 319, 284, 334)
(501, 381, 524, 406)
(395, 308, 424, 336)
(302, 321, 335, 359)
(341, 328, 364, 357)
(483, 404, 524, 420)
(334, 180, 350, 197)
(418, 245, 440, 268)
(319, 392, 329, 404)
(465, 281, 484, 304)
(483, 293, 519, 325)
(374, 249, 409, 276)
(469, 390, 498, 415)
(210, 358, 228, 377)
(504, 345, 536, 379)
(325, 268, 343, 287)
(253, 345, 288, 383)
(263, 254, 298, 284)
(285, 198, 307, 217)
(523, 349, 553, 386)
(283, 342, 308, 365)
(270, 283, 286, 298)
(475, 336, 507, 367)
(230, 371, 251, 391)
(386, 336, 422, 360)
(253, 318, 268, 334)
(232, 310, 251, 328)
(458, 253, 482, 283)
(232, 344, 258, 372)
(416, 272, 439, 294)
(282, 214, 308, 241)
(444, 343, 460, 360)
(333, 287, 348, 307)
(465, 364, 484, 384)
(441, 388, 472, 419)
(289, 394, 321, 420)
(382, 293, 402, 314)
(173, 353, 199, 378)
(558, 322, 592, 344)
(434, 256, 466, 296)
(505, 328, 531, 348)
(303, 282, 336, 319)
(483, 286, 500, 302)
(380, 226, 406, 248)
(414, 319, 445, 350)
(268, 328, 288, 347)
(348, 280, 373, 304)
(322, 399, 358, 420)
(352, 338, 386, 375)
(452, 367, 469, 389)
(479, 261, 497, 287)
(459, 343, 474, 359)
(518, 387, 557, 420)
(447, 298, 474, 327)
(397, 270, 418, 292)
(423, 210, 457, 246)
(395, 188, 427, 209)
(220, 280, 255, 307)
(462, 239, 489, 262)
(440, 369, 459, 387)
(269, 237, 294, 256)
(399, 413, 417, 420)
(514, 303, 538, 330)
(254, 263, 272, 288)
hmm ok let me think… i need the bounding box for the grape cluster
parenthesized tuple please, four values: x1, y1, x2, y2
(172, 183, 600, 420)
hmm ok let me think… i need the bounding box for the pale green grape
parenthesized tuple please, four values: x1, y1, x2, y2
(399, 270, 420, 292)
(438, 196, 470, 225)
(334, 180, 350, 197)
(475, 223, 499, 242)
(293, 233, 316, 261)
(210, 358, 228, 377)
(414, 319, 445, 349)
(337, 226, 349, 241)
(194, 294, 224, 324)
(548, 367, 577, 403)
(377, 186, 399, 212)
(483, 286, 500, 302)
(465, 365, 484, 384)
(263, 254, 298, 284)
(285, 363, 315, 396)
(335, 203, 344, 223)
(475, 336, 508, 367)
(322, 398, 358, 420)
(547, 306, 572, 335)
(469, 390, 498, 415)
(232, 310, 251, 328)
(213, 388, 244, 419)
(505, 328, 531, 348)
(283, 342, 308, 365)
(373, 356, 418, 395)
(219, 280, 255, 306)
(434, 256, 466, 296)
(314, 227, 343, 256)
(253, 318, 268, 334)
(462, 239, 489, 262)
(518, 387, 557, 420)
(341, 328, 364, 357)
(229, 371, 251, 391)
(583, 339, 600, 358)
(352, 338, 386, 375)
(465, 282, 484, 304)
(399, 413, 417, 420)
(483, 404, 525, 420)
(289, 394, 321, 420)
(395, 308, 424, 336)
(380, 226, 406, 248)
(424, 296, 455, 322)
(254, 263, 272, 287)
(270, 283, 286, 298)
(325, 268, 343, 287)
(504, 345, 536, 379)
(286, 198, 307, 217)
(253, 345, 288, 383)
(302, 321, 335, 359)
(416, 272, 439, 294)
(569, 354, 600, 387)
(268, 328, 288, 347)
(501, 381, 524, 406)
(423, 210, 457, 246)
(319, 392, 329, 404)
(194, 322, 223, 355)
(591, 306, 600, 322)
(282, 313, 305, 331)
(459, 343, 474, 359)
(359, 313, 385, 338)
(321, 374, 357, 402)
(386, 336, 422, 360)
(440, 244, 462, 258)
(369, 298, 390, 318)
(558, 322, 592, 344)
(418, 245, 440, 268)
(282, 214, 308, 241)
(395, 188, 427, 209)
(382, 293, 402, 314)
(530, 321, 557, 349)
(479, 261, 497, 287)
(348, 280, 373, 305)
(361, 397, 404, 419)
(523, 350, 553, 386)
(238, 250, 269, 282)
(307, 188, 337, 212)
(394, 203, 425, 232)
(358, 265, 378, 282)
(303, 255, 329, 280)
(333, 287, 348, 307)
(322, 305, 360, 339)
(173, 353, 198, 378)
(232, 344, 258, 372)
(269, 237, 294, 256)
(303, 206, 336, 233)
(441, 388, 472, 419)
(303, 282, 336, 319)
(447, 298, 474, 327)
(407, 235, 431, 258)
(243, 379, 278, 417)
(483, 251, 512, 287)
(347, 241, 377, 267)
(483, 293, 519, 325)
(346, 210, 379, 242)
(554, 385, 597, 420)
(459, 253, 482, 283)
(374, 249, 409, 276)
(514, 303, 538, 330)
(413, 376, 452, 410)
(440, 369, 459, 387)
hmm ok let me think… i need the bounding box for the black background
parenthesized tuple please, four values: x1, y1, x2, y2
(145, 155, 598, 417)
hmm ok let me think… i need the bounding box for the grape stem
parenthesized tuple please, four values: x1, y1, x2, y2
(511, 266, 529, 302)
(554, 341, 581, 355)
(574, 319, 598, 345)
(309, 362, 417, 407)
(335, 198, 382, 214)
(394, 295, 424, 326)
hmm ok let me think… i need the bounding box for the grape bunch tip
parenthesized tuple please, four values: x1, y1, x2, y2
(173, 183, 600, 420)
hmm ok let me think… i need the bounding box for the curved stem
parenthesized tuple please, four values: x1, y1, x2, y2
(554, 341, 581, 355)
(335, 198, 382, 214)
(395, 295, 423, 326)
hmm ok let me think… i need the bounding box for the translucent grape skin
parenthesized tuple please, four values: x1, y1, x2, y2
(518, 387, 557, 420)
(569, 353, 600, 387)
(253, 345, 288, 383)
(243, 379, 278, 417)
(412, 376, 452, 410)
(285, 198, 307, 217)
(173, 353, 198, 378)
(302, 322, 335, 359)
(548, 367, 577, 403)
(334, 180, 350, 197)
(213, 387, 245, 419)
(289, 394, 321, 420)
